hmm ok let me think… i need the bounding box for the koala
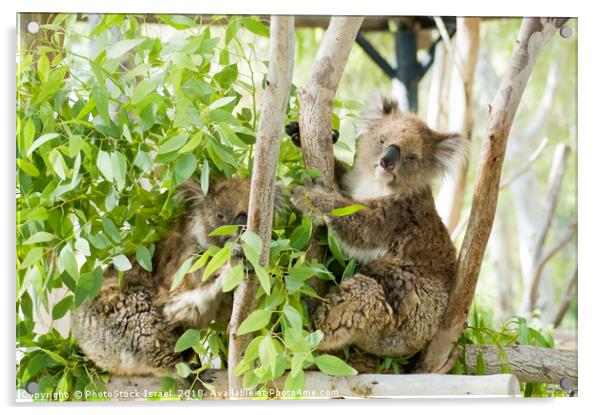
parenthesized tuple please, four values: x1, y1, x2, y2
(290, 97, 467, 357)
(72, 178, 252, 377)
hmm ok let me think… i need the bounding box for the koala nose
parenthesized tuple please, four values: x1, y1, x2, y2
(380, 145, 400, 172)
(234, 213, 248, 226)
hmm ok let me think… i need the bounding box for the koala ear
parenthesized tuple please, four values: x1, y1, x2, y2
(357, 95, 400, 136)
(432, 132, 469, 178)
(177, 179, 209, 206)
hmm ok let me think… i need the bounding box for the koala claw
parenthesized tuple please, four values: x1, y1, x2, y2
(230, 243, 253, 272)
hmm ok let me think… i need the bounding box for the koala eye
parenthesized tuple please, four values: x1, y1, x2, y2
(215, 212, 225, 221)
(378, 136, 386, 145)
(405, 154, 418, 162)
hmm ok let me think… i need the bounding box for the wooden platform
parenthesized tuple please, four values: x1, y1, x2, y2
(104, 372, 521, 400)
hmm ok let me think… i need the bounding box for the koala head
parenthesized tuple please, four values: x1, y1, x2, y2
(178, 178, 252, 249)
(354, 96, 468, 193)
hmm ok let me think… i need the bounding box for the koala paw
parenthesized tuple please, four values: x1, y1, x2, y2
(230, 243, 253, 272)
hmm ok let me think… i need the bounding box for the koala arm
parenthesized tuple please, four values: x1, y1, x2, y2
(291, 185, 393, 252)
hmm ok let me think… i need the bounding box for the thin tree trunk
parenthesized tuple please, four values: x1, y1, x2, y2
(427, 41, 448, 130)
(436, 18, 480, 232)
(415, 18, 569, 374)
(227, 16, 295, 396)
(297, 17, 364, 313)
(298, 16, 364, 188)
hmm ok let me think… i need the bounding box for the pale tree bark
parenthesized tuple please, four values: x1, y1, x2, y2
(415, 18, 569, 374)
(298, 16, 364, 188)
(463, 345, 577, 385)
(426, 41, 449, 130)
(509, 55, 566, 321)
(297, 17, 364, 312)
(227, 16, 295, 395)
(517, 143, 572, 315)
(435, 18, 480, 232)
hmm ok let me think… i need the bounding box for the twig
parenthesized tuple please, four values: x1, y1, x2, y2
(553, 267, 578, 328)
(499, 137, 549, 190)
(529, 222, 577, 310)
(532, 144, 571, 261)
(433, 16, 466, 81)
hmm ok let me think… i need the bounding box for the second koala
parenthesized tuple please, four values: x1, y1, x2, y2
(291, 97, 467, 357)
(73, 179, 251, 377)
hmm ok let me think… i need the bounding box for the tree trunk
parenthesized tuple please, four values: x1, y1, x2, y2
(298, 16, 364, 188)
(415, 17, 569, 374)
(227, 16, 295, 395)
(426, 41, 448, 130)
(436, 17, 480, 232)
(464, 345, 577, 385)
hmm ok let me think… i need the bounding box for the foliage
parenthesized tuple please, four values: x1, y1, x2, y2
(16, 14, 574, 401)
(16, 13, 360, 401)
(450, 300, 566, 397)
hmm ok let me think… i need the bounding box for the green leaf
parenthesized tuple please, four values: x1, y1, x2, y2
(112, 254, 132, 272)
(289, 222, 311, 251)
(178, 132, 203, 153)
(156, 15, 197, 30)
(48, 149, 67, 180)
(283, 304, 303, 330)
(222, 263, 244, 292)
(41, 349, 68, 365)
(258, 336, 277, 377)
(476, 350, 486, 375)
(174, 329, 200, 352)
(241, 230, 262, 265)
(341, 259, 357, 281)
(314, 354, 357, 376)
(111, 151, 128, 191)
(188, 250, 211, 273)
(283, 370, 305, 395)
(26, 133, 61, 157)
(254, 263, 271, 294)
(209, 225, 240, 237)
(158, 134, 188, 154)
(206, 96, 236, 112)
(106, 38, 145, 60)
(52, 295, 73, 320)
(37, 53, 50, 83)
(237, 309, 271, 335)
(174, 153, 197, 184)
(290, 352, 308, 376)
(131, 78, 158, 105)
(330, 204, 365, 217)
(241, 18, 270, 37)
(202, 245, 231, 281)
(78, 267, 103, 301)
(175, 362, 191, 378)
(58, 244, 79, 280)
(327, 231, 346, 267)
(134, 150, 153, 172)
(17, 158, 40, 177)
(96, 150, 113, 182)
(200, 159, 210, 195)
(170, 257, 193, 291)
(23, 231, 55, 245)
(136, 246, 153, 272)
(102, 217, 121, 242)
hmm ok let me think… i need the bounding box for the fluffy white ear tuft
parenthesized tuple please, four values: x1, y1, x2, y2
(177, 180, 207, 206)
(433, 133, 470, 178)
(356, 95, 400, 135)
